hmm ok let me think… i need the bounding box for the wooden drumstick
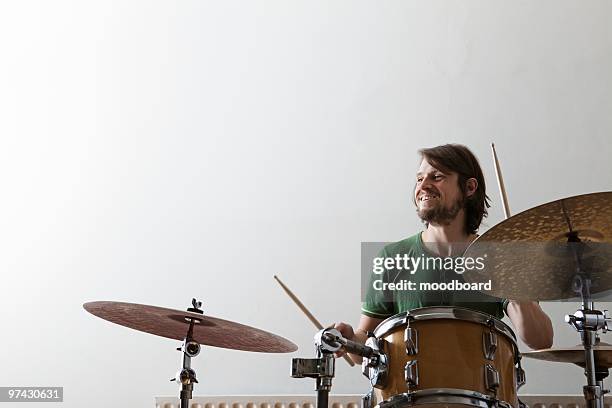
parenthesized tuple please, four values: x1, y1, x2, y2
(491, 143, 511, 219)
(273, 275, 356, 367)
(491, 145, 537, 307)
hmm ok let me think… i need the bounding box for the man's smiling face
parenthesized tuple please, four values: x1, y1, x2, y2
(414, 158, 465, 225)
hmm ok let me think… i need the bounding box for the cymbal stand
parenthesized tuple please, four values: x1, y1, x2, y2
(564, 238, 612, 408)
(171, 299, 204, 408)
(291, 331, 336, 408)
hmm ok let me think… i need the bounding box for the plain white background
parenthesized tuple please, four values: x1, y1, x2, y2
(1, 1, 611, 407)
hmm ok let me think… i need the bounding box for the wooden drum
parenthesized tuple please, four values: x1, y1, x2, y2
(361, 307, 525, 408)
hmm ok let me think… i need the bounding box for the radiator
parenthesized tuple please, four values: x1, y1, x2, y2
(155, 395, 612, 408)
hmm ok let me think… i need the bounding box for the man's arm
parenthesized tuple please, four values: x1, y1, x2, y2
(334, 314, 385, 364)
(506, 300, 554, 350)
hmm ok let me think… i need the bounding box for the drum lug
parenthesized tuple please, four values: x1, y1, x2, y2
(484, 364, 500, 394)
(404, 360, 419, 388)
(483, 330, 498, 360)
(404, 327, 418, 355)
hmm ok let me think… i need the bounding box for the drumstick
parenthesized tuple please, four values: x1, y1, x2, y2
(490, 145, 537, 306)
(491, 143, 511, 219)
(273, 275, 356, 367)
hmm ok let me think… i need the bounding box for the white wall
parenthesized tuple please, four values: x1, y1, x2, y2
(1, 1, 611, 407)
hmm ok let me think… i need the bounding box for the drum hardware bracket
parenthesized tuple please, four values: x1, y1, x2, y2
(362, 336, 388, 388)
(318, 328, 378, 359)
(291, 353, 335, 408)
(484, 364, 500, 395)
(291, 356, 335, 381)
(291, 328, 346, 408)
(404, 360, 418, 388)
(566, 309, 611, 333)
(315, 327, 389, 388)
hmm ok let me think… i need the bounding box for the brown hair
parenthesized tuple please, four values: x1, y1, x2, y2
(418, 144, 490, 234)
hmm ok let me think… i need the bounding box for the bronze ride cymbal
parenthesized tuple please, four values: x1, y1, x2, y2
(463, 192, 612, 301)
(83, 301, 298, 353)
(523, 343, 612, 369)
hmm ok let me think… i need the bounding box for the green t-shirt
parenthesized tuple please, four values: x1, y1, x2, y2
(362, 233, 507, 320)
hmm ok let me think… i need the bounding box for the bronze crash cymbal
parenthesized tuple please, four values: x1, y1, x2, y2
(83, 301, 298, 353)
(523, 343, 612, 368)
(463, 191, 612, 301)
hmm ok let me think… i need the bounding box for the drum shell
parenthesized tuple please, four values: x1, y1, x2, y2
(370, 308, 520, 408)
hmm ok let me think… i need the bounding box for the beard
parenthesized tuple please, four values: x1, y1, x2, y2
(417, 195, 465, 226)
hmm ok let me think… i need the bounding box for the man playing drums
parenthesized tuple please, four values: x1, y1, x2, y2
(336, 144, 553, 363)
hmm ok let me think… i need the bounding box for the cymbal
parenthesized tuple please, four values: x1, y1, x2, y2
(83, 301, 298, 353)
(523, 343, 612, 368)
(463, 192, 612, 301)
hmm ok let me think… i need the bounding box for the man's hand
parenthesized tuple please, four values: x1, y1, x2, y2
(332, 322, 355, 358)
(331, 315, 385, 364)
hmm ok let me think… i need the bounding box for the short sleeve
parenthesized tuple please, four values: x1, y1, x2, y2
(361, 247, 394, 318)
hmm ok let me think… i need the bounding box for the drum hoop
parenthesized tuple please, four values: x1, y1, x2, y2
(376, 389, 513, 408)
(373, 306, 517, 343)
